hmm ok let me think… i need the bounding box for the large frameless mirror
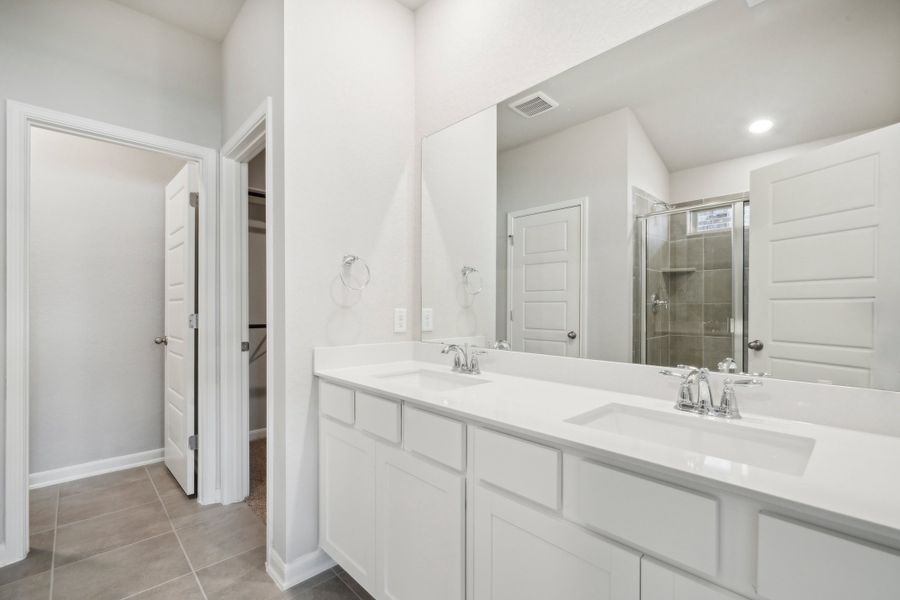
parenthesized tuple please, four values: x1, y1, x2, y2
(420, 0, 900, 391)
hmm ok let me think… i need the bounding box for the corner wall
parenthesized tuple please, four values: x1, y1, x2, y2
(282, 0, 416, 569)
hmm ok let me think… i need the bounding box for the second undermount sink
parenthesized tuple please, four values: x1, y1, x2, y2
(376, 369, 489, 393)
(566, 403, 815, 476)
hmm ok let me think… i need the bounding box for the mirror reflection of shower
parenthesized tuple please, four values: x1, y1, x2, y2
(634, 191, 748, 372)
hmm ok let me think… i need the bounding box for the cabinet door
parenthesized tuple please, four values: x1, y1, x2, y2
(473, 486, 640, 600)
(376, 444, 465, 600)
(641, 558, 746, 600)
(320, 417, 376, 590)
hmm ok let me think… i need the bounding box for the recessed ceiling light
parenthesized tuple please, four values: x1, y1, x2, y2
(748, 119, 774, 134)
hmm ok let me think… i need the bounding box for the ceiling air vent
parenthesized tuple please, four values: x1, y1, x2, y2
(508, 92, 559, 118)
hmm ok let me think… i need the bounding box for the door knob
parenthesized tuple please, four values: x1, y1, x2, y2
(154, 336, 168, 346)
(747, 339, 764, 351)
(567, 331, 577, 340)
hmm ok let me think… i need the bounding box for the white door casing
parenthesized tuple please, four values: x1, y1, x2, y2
(4, 101, 218, 567)
(749, 123, 900, 390)
(164, 163, 198, 494)
(507, 200, 586, 357)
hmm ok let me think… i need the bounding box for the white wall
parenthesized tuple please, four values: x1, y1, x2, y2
(498, 109, 635, 361)
(422, 106, 497, 344)
(669, 133, 854, 204)
(415, 0, 713, 139)
(29, 128, 185, 473)
(282, 0, 415, 569)
(221, 0, 284, 141)
(0, 0, 221, 550)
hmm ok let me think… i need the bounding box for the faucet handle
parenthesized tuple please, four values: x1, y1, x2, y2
(714, 378, 761, 419)
(717, 357, 738, 373)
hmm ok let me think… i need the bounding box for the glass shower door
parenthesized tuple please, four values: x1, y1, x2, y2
(638, 198, 746, 372)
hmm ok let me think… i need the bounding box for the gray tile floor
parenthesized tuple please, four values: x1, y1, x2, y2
(0, 465, 371, 600)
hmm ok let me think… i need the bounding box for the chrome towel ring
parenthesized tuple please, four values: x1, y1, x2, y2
(341, 255, 371, 291)
(461, 265, 483, 295)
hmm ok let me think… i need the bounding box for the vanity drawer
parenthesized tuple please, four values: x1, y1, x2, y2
(319, 381, 355, 424)
(403, 405, 466, 471)
(356, 392, 401, 443)
(757, 513, 900, 600)
(473, 428, 560, 510)
(565, 456, 718, 576)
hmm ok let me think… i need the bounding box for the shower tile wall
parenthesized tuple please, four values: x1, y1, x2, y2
(642, 210, 736, 370)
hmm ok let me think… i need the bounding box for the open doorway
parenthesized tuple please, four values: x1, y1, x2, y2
(245, 149, 268, 523)
(3, 102, 220, 571)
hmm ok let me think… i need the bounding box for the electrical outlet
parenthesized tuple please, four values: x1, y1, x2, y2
(393, 307, 408, 334)
(421, 308, 434, 332)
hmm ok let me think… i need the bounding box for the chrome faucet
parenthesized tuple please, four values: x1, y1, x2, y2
(441, 343, 486, 375)
(659, 365, 762, 419)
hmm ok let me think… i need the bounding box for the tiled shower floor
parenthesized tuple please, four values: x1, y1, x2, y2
(0, 465, 372, 600)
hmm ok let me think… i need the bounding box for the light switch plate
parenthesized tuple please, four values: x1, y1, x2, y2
(393, 307, 408, 333)
(422, 308, 434, 332)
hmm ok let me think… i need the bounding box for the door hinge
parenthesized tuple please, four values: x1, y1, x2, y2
(189, 314, 199, 329)
(509, 309, 514, 322)
(241, 341, 250, 352)
(508, 234, 514, 246)
(188, 434, 198, 451)
(189, 192, 199, 208)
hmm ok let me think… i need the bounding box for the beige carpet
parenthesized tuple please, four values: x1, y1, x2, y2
(246, 438, 266, 523)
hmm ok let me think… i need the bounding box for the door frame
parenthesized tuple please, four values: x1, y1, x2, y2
(218, 98, 277, 571)
(506, 197, 588, 358)
(3, 100, 219, 565)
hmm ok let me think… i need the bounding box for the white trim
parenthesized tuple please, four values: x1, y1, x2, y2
(249, 428, 267, 442)
(29, 449, 164, 490)
(266, 547, 336, 591)
(219, 99, 278, 584)
(3, 100, 219, 567)
(506, 197, 589, 358)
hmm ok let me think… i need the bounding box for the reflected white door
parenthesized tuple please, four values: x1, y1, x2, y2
(508, 201, 583, 357)
(749, 123, 900, 389)
(163, 163, 198, 494)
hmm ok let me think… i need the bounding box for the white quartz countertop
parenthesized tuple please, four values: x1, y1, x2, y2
(316, 360, 900, 539)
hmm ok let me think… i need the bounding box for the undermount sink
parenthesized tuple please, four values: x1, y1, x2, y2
(566, 403, 815, 476)
(376, 369, 489, 392)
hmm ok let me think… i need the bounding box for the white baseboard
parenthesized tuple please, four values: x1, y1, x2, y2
(29, 448, 164, 489)
(249, 427, 267, 442)
(267, 547, 335, 591)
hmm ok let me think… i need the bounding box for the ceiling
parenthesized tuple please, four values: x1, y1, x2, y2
(111, 0, 246, 42)
(395, 0, 431, 9)
(497, 0, 900, 171)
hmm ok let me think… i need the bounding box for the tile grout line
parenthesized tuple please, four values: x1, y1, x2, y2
(48, 488, 60, 600)
(145, 466, 210, 600)
(54, 498, 163, 531)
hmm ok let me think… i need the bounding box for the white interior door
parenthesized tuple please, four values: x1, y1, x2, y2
(749, 123, 900, 389)
(164, 163, 198, 494)
(508, 202, 583, 357)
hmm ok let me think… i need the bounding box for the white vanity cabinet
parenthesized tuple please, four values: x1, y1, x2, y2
(318, 377, 900, 600)
(319, 416, 377, 589)
(319, 382, 466, 600)
(641, 558, 744, 600)
(375, 443, 465, 600)
(472, 486, 641, 600)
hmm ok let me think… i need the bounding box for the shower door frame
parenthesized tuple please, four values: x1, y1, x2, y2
(637, 195, 747, 370)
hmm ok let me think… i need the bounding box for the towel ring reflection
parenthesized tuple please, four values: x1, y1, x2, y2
(341, 255, 371, 291)
(461, 265, 483, 295)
